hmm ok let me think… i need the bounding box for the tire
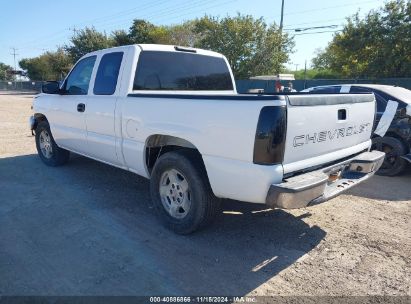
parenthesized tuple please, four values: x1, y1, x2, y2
(371, 136, 407, 176)
(150, 150, 220, 234)
(35, 121, 70, 166)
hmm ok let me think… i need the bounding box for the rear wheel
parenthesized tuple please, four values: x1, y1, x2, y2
(372, 136, 407, 176)
(150, 150, 220, 234)
(35, 121, 70, 166)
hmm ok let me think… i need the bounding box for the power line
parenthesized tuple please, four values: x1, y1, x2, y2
(17, 27, 71, 48)
(68, 26, 78, 36)
(266, 0, 381, 21)
(283, 17, 347, 29)
(93, 0, 214, 29)
(12, 0, 235, 57)
(94, 0, 224, 31)
(139, 0, 227, 23)
(149, 0, 238, 24)
(285, 24, 340, 32)
(141, 0, 222, 21)
(73, 0, 170, 28)
(15, 0, 171, 49)
(71, 0, 196, 32)
(293, 29, 342, 36)
(29, 0, 222, 46)
(286, 0, 379, 16)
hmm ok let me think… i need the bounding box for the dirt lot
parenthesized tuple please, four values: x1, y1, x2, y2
(0, 92, 410, 296)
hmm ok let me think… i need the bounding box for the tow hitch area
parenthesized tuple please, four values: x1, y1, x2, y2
(266, 150, 385, 209)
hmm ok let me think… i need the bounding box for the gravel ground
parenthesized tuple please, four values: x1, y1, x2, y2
(0, 92, 410, 296)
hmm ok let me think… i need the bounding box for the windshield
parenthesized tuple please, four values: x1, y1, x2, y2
(381, 86, 411, 104)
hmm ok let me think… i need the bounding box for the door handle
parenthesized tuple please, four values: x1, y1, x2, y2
(77, 103, 85, 112)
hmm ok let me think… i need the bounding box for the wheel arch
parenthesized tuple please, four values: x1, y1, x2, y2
(32, 113, 49, 132)
(144, 134, 212, 188)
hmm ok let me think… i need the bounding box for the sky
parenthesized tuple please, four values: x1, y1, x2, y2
(0, 0, 386, 71)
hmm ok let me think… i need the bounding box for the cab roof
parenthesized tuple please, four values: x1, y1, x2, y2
(137, 44, 224, 58)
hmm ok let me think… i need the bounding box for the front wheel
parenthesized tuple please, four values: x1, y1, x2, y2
(150, 150, 220, 234)
(35, 121, 70, 166)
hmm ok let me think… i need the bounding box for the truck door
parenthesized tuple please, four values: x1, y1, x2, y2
(85, 51, 124, 165)
(49, 56, 96, 154)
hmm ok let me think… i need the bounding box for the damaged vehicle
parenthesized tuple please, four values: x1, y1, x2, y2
(30, 45, 385, 233)
(304, 84, 411, 176)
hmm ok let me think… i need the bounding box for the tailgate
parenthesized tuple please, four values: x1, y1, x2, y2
(283, 94, 375, 174)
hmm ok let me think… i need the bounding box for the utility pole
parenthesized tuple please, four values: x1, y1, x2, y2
(279, 0, 285, 32)
(276, 0, 285, 75)
(10, 47, 18, 88)
(10, 47, 18, 73)
(303, 60, 307, 89)
(294, 63, 299, 71)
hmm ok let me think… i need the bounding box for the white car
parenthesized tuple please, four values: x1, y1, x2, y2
(30, 44, 384, 234)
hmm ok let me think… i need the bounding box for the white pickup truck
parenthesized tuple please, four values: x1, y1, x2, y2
(30, 44, 384, 234)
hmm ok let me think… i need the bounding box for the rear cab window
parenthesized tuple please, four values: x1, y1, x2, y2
(133, 51, 233, 91)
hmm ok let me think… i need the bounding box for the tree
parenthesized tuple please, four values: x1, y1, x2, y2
(19, 48, 72, 80)
(128, 20, 199, 46)
(312, 0, 411, 78)
(0, 62, 14, 81)
(65, 27, 113, 61)
(165, 22, 199, 46)
(128, 19, 157, 44)
(292, 68, 341, 80)
(112, 29, 132, 46)
(194, 14, 294, 79)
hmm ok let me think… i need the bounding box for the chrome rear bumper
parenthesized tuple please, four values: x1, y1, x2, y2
(266, 150, 385, 209)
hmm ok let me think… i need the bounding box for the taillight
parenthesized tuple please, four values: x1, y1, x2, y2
(253, 106, 287, 165)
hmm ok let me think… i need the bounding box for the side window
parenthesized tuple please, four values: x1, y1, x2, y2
(350, 86, 370, 93)
(93, 52, 124, 95)
(65, 56, 96, 95)
(310, 86, 341, 94)
(375, 94, 387, 112)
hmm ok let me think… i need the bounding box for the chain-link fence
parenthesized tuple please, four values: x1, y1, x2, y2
(0, 81, 45, 93)
(237, 78, 411, 93)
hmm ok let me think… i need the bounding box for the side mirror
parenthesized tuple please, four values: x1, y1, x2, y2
(42, 81, 61, 94)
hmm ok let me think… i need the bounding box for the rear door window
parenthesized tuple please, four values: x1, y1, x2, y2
(93, 52, 124, 95)
(133, 51, 233, 91)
